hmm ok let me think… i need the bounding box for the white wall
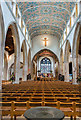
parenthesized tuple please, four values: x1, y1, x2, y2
(31, 34, 59, 60)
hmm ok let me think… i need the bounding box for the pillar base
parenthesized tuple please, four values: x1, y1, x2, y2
(13, 81, 19, 84)
(72, 82, 78, 85)
(0, 85, 2, 91)
(64, 80, 70, 82)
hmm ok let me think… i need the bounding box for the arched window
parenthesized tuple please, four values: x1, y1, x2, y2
(40, 57, 51, 73)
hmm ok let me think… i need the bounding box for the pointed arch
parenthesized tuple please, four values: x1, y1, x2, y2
(5, 23, 20, 83)
(72, 22, 81, 84)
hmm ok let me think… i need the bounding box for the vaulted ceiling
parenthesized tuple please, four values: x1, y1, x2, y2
(17, 2, 75, 40)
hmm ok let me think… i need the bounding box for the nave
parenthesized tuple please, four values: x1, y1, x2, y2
(0, 1, 81, 120)
(1, 80, 81, 120)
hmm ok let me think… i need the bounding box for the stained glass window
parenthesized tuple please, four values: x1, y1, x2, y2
(40, 57, 51, 73)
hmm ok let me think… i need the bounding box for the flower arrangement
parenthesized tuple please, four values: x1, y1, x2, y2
(76, 74, 81, 83)
(9, 72, 15, 82)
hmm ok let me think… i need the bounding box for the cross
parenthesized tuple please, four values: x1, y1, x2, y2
(43, 38, 48, 47)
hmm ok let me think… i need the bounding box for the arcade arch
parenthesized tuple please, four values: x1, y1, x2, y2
(5, 23, 20, 83)
(72, 23, 81, 84)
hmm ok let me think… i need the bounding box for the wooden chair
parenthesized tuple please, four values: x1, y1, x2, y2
(59, 102, 75, 117)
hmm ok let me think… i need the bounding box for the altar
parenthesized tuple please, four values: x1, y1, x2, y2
(39, 73, 53, 78)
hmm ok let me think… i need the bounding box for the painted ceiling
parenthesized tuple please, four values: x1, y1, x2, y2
(17, 2, 75, 40)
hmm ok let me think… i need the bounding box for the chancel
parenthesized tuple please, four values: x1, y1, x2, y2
(0, 1, 81, 120)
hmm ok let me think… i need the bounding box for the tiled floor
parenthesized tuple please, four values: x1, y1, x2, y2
(1, 116, 81, 120)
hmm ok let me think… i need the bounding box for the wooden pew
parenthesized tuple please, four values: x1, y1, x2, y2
(0, 101, 12, 119)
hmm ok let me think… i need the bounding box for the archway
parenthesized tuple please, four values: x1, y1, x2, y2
(21, 40, 27, 81)
(32, 49, 59, 80)
(5, 23, 20, 83)
(9, 62, 23, 82)
(64, 40, 71, 82)
(0, 5, 5, 90)
(69, 62, 73, 81)
(72, 23, 81, 84)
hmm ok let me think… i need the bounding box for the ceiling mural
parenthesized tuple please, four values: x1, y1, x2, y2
(17, 2, 75, 39)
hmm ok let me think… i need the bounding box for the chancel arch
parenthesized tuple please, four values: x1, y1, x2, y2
(21, 40, 27, 81)
(5, 23, 20, 83)
(32, 49, 59, 79)
(72, 23, 81, 84)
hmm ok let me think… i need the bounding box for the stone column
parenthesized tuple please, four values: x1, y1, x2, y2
(36, 64, 37, 77)
(0, 42, 4, 90)
(60, 59, 63, 75)
(22, 49, 27, 81)
(59, 60, 62, 74)
(0, 52, 3, 90)
(72, 57, 78, 84)
(3, 67, 7, 80)
(34, 62, 36, 78)
(60, 61, 62, 74)
(62, 61, 65, 76)
(14, 53, 20, 84)
(64, 62, 69, 82)
(37, 58, 39, 77)
(3, 59, 8, 80)
(31, 62, 33, 80)
(53, 59, 55, 77)
(29, 53, 31, 75)
(61, 62, 63, 75)
(23, 63, 27, 81)
(57, 62, 60, 77)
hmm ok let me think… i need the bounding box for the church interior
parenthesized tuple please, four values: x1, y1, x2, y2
(0, 0, 81, 120)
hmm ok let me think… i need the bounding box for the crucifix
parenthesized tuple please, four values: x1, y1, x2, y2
(43, 37, 48, 47)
